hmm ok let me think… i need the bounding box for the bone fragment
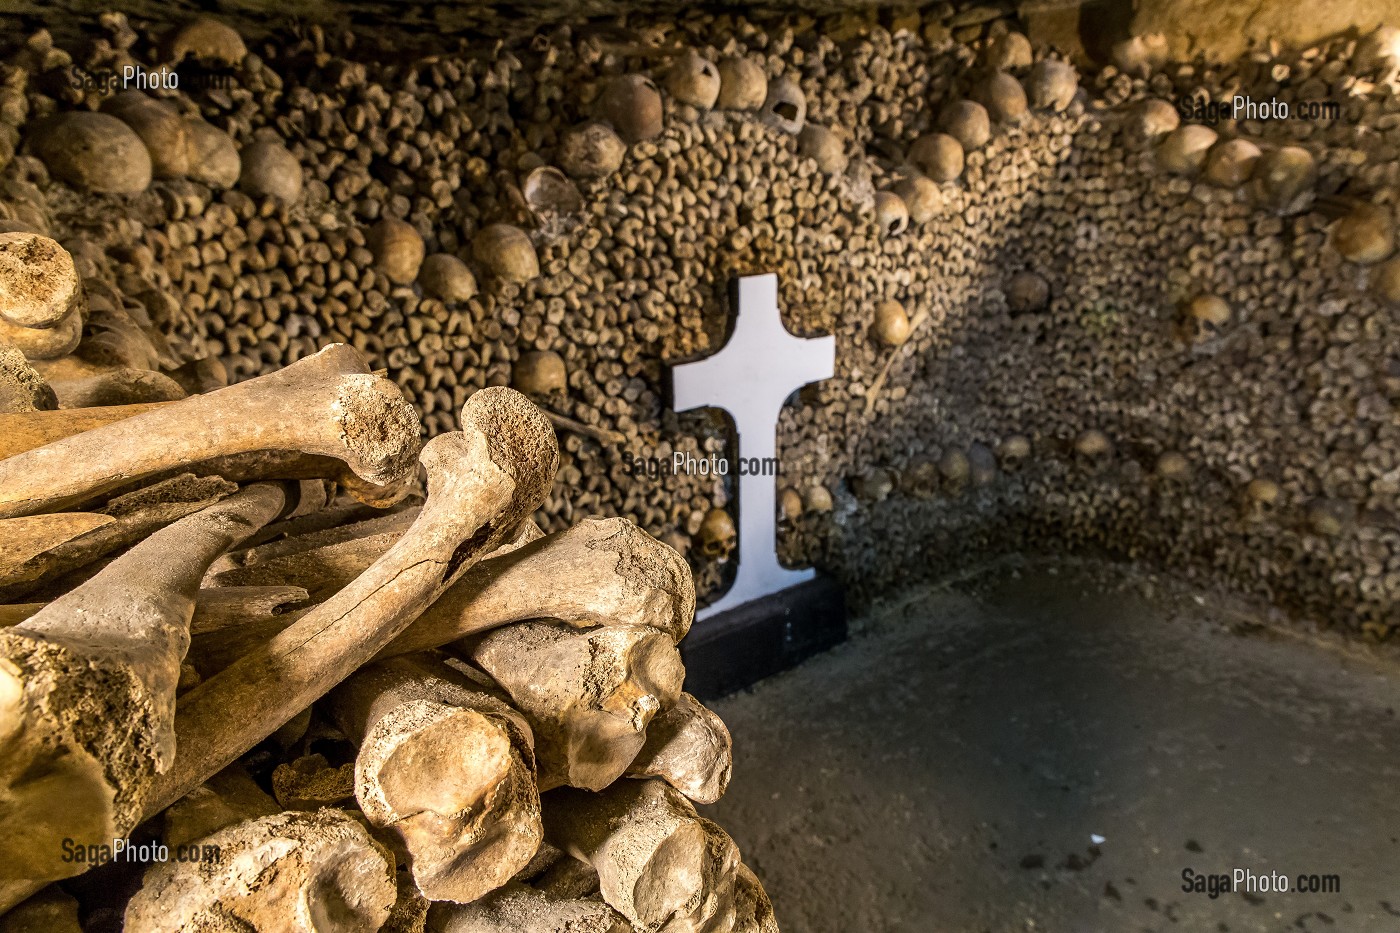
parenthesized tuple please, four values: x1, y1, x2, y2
(0, 484, 288, 885)
(146, 387, 558, 816)
(0, 347, 56, 413)
(160, 764, 280, 850)
(463, 620, 684, 791)
(330, 654, 543, 904)
(271, 753, 355, 810)
(0, 343, 421, 518)
(124, 809, 397, 933)
(0, 585, 309, 634)
(625, 692, 733, 804)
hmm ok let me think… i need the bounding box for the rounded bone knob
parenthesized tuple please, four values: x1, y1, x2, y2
(0, 232, 81, 330)
(1155, 125, 1217, 176)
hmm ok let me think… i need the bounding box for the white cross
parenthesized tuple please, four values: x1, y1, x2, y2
(671, 274, 836, 619)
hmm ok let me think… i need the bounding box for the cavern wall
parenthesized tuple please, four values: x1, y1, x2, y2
(1, 6, 1398, 638)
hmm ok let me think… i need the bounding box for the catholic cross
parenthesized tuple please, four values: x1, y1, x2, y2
(671, 273, 836, 619)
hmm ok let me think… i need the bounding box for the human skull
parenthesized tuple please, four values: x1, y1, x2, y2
(1182, 295, 1230, 344)
(873, 191, 909, 237)
(778, 487, 803, 523)
(666, 50, 721, 109)
(1241, 478, 1281, 522)
(1155, 451, 1190, 480)
(697, 508, 737, 562)
(597, 74, 663, 144)
(996, 435, 1032, 467)
(762, 76, 807, 135)
(908, 132, 964, 183)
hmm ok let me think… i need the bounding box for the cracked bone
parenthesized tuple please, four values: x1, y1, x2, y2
(0, 343, 422, 519)
(145, 387, 558, 817)
(462, 620, 685, 791)
(382, 516, 694, 658)
(543, 780, 740, 932)
(330, 654, 543, 904)
(0, 483, 289, 885)
(624, 692, 733, 805)
(124, 808, 397, 933)
(427, 883, 630, 933)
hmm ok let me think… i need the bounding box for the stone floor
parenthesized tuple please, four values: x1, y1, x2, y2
(706, 558, 1400, 933)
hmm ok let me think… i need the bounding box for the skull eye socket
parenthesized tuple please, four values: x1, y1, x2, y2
(773, 101, 800, 121)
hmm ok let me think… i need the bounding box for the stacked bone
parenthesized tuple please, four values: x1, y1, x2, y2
(0, 244, 772, 931)
(3, 9, 1400, 640)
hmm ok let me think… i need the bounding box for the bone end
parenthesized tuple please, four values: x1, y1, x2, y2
(333, 373, 424, 486)
(359, 699, 543, 904)
(458, 387, 560, 509)
(0, 634, 157, 882)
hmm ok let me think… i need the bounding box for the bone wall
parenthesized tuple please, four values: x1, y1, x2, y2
(2, 9, 1398, 634)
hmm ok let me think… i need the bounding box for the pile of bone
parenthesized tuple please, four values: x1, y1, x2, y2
(0, 244, 773, 933)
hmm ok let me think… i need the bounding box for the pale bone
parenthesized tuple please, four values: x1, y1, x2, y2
(0, 484, 288, 885)
(624, 692, 733, 805)
(543, 780, 740, 931)
(0, 585, 309, 634)
(160, 763, 280, 849)
(178, 448, 421, 509)
(330, 654, 543, 904)
(124, 809, 397, 933)
(0, 343, 422, 519)
(729, 864, 779, 933)
(0, 474, 237, 601)
(428, 882, 630, 933)
(656, 815, 743, 933)
(384, 516, 695, 657)
(465, 621, 685, 791)
(145, 387, 559, 818)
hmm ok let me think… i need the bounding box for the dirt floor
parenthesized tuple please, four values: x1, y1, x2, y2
(705, 558, 1400, 933)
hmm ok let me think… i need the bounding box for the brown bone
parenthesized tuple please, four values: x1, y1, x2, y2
(427, 883, 630, 933)
(331, 654, 543, 904)
(0, 484, 288, 884)
(0, 343, 421, 518)
(144, 387, 558, 817)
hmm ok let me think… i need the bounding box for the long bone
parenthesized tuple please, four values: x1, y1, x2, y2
(0, 343, 421, 518)
(382, 516, 694, 655)
(330, 654, 543, 904)
(144, 387, 558, 817)
(0, 483, 290, 884)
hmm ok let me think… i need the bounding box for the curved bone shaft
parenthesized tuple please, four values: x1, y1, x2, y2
(331, 654, 543, 903)
(0, 484, 288, 884)
(0, 585, 310, 634)
(0, 343, 421, 518)
(0, 513, 115, 579)
(124, 809, 396, 933)
(625, 692, 733, 805)
(383, 517, 694, 658)
(146, 387, 558, 817)
(543, 780, 739, 931)
(428, 882, 630, 933)
(464, 620, 684, 791)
